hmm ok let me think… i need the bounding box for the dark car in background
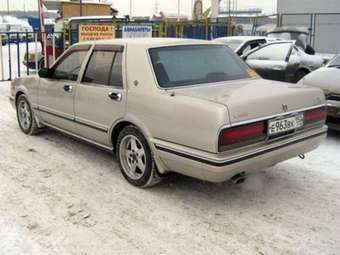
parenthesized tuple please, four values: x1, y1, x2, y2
(242, 41, 324, 83)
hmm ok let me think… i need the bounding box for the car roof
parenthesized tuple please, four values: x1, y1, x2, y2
(77, 38, 217, 48)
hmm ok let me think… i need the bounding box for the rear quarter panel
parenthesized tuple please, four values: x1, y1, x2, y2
(124, 44, 229, 153)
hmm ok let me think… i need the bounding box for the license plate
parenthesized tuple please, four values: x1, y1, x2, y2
(268, 114, 304, 135)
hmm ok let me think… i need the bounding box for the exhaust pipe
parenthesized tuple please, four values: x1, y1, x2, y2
(230, 172, 247, 185)
(299, 154, 305, 159)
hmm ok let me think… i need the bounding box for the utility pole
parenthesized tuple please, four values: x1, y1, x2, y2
(190, 0, 193, 20)
(177, 0, 180, 22)
(7, 0, 10, 15)
(80, 0, 83, 16)
(129, 0, 132, 18)
(154, 0, 159, 15)
(228, 0, 231, 35)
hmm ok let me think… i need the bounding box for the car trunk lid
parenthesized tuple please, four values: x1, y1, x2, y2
(176, 78, 325, 124)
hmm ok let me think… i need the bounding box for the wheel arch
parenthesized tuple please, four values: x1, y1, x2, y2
(109, 118, 168, 174)
(110, 118, 153, 152)
(14, 85, 31, 105)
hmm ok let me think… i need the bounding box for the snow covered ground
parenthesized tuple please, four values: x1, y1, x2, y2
(0, 82, 339, 255)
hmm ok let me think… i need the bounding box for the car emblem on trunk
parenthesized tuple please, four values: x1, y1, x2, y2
(282, 104, 288, 112)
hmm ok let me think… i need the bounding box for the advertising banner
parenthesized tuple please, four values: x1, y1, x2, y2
(122, 26, 153, 38)
(79, 24, 115, 42)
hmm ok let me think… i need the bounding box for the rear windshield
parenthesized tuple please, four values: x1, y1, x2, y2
(149, 45, 250, 88)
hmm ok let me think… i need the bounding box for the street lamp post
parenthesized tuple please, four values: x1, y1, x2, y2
(7, 0, 10, 14)
(80, 0, 83, 16)
(130, 0, 132, 18)
(177, 0, 180, 22)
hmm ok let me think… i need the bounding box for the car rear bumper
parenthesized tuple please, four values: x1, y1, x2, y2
(153, 126, 327, 183)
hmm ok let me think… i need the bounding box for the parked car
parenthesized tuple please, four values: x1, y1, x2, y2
(299, 55, 340, 131)
(10, 38, 327, 187)
(213, 36, 270, 56)
(242, 41, 324, 83)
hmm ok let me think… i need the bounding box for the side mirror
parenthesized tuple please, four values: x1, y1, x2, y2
(241, 55, 247, 61)
(38, 67, 52, 78)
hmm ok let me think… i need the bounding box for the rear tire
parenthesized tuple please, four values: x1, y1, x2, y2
(116, 126, 162, 188)
(16, 94, 41, 135)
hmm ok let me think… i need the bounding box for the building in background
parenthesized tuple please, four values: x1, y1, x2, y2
(44, 0, 112, 18)
(277, 0, 340, 54)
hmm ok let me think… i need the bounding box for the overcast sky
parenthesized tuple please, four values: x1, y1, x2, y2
(0, 0, 277, 15)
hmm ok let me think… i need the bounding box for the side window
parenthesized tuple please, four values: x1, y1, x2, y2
(83, 50, 123, 87)
(52, 50, 88, 81)
(109, 52, 123, 87)
(83, 50, 116, 85)
(247, 43, 292, 61)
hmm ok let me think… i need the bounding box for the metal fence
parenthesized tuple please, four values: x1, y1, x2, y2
(0, 32, 63, 82)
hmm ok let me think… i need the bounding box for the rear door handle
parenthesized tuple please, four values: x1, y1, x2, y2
(108, 92, 122, 101)
(63, 85, 73, 93)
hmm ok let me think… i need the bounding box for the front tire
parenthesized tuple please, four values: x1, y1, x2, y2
(116, 126, 161, 187)
(16, 94, 41, 135)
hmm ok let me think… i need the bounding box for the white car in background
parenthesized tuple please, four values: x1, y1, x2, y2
(299, 55, 340, 130)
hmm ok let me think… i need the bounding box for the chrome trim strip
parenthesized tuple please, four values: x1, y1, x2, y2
(37, 106, 108, 133)
(38, 105, 74, 121)
(75, 117, 108, 132)
(41, 121, 113, 151)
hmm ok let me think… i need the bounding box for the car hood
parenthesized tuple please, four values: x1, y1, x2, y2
(299, 67, 340, 95)
(176, 78, 325, 124)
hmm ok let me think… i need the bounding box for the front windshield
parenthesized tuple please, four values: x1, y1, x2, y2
(149, 45, 250, 88)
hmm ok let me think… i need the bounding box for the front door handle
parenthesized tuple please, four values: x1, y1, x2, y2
(108, 92, 122, 101)
(63, 85, 73, 93)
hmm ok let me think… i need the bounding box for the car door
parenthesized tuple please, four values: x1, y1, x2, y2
(245, 42, 293, 81)
(38, 45, 90, 132)
(238, 39, 267, 56)
(74, 44, 126, 147)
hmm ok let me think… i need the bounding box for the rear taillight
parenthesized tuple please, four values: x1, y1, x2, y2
(218, 121, 266, 151)
(304, 107, 327, 124)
